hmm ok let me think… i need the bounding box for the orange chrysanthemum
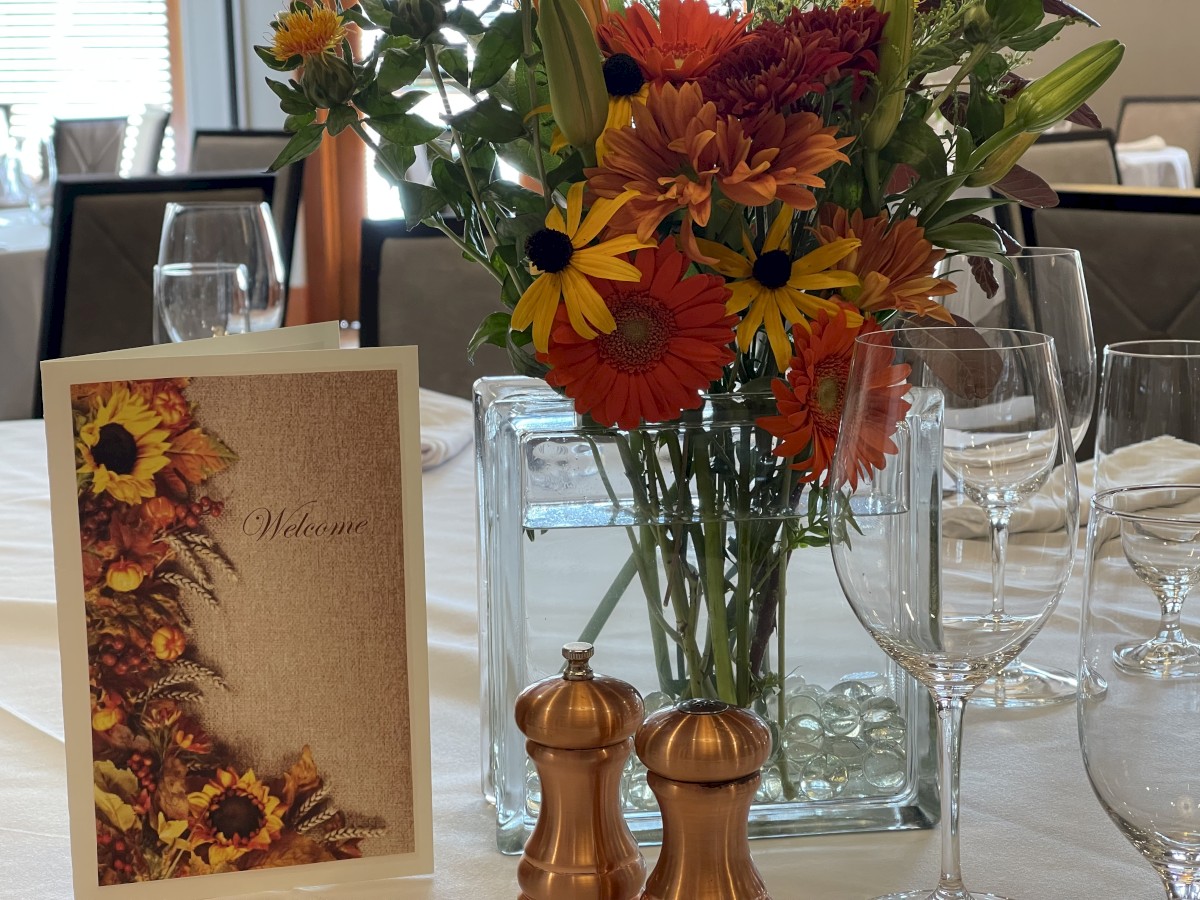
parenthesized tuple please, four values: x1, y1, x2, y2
(813, 207, 957, 321)
(597, 0, 750, 85)
(539, 240, 736, 429)
(270, 3, 347, 63)
(588, 82, 851, 262)
(758, 309, 909, 488)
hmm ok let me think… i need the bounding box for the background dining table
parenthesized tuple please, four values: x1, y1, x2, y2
(0, 389, 1160, 899)
(0, 208, 49, 421)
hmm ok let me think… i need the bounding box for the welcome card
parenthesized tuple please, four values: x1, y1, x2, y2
(41, 334, 432, 899)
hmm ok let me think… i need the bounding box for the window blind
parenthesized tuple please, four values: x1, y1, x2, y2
(0, 0, 175, 172)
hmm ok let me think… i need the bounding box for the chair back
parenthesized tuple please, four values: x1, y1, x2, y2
(36, 172, 278, 412)
(1117, 96, 1200, 185)
(1019, 129, 1121, 186)
(1020, 186, 1200, 451)
(127, 106, 170, 176)
(360, 219, 510, 398)
(190, 130, 304, 277)
(52, 117, 127, 176)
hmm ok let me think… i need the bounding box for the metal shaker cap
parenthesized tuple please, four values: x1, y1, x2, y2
(635, 699, 772, 783)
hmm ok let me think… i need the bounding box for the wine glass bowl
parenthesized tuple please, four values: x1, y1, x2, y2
(832, 327, 1079, 900)
(154, 262, 250, 342)
(1080, 486, 1200, 898)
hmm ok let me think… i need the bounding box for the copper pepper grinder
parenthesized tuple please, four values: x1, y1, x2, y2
(514, 642, 646, 900)
(636, 699, 773, 900)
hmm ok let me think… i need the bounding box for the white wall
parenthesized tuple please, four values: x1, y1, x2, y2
(1023, 0, 1200, 131)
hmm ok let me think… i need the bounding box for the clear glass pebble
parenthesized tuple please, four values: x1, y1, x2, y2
(826, 736, 867, 770)
(642, 691, 674, 716)
(861, 696, 901, 725)
(756, 765, 784, 803)
(799, 754, 848, 801)
(829, 680, 875, 703)
(863, 716, 907, 745)
(863, 743, 907, 790)
(525, 765, 542, 816)
(783, 713, 823, 746)
(786, 692, 822, 720)
(821, 695, 861, 736)
(625, 769, 657, 810)
(783, 671, 807, 696)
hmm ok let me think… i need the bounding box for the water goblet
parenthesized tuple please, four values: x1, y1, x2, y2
(831, 327, 1078, 899)
(940, 248, 1094, 707)
(1080, 485, 1200, 898)
(155, 262, 250, 342)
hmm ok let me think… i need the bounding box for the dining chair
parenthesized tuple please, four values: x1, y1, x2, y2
(1020, 185, 1200, 452)
(1018, 128, 1121, 186)
(359, 218, 509, 398)
(126, 106, 170, 177)
(52, 116, 127, 176)
(1117, 96, 1200, 186)
(190, 129, 304, 279)
(35, 171, 278, 415)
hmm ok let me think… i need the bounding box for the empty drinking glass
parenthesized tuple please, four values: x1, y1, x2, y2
(155, 262, 249, 342)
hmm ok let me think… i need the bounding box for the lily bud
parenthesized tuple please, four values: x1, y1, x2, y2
(538, 0, 609, 158)
(300, 53, 358, 108)
(862, 0, 915, 152)
(1008, 40, 1124, 134)
(965, 131, 1038, 187)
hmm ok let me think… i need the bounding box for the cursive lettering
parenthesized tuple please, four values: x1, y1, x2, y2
(242, 500, 370, 541)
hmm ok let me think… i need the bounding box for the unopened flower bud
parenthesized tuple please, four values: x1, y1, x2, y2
(862, 0, 915, 152)
(539, 0, 609, 159)
(1008, 40, 1124, 135)
(300, 53, 358, 108)
(394, 0, 447, 41)
(965, 131, 1039, 187)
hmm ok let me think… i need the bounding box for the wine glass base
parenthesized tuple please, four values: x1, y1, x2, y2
(1113, 637, 1200, 678)
(970, 659, 1077, 708)
(870, 891, 1012, 900)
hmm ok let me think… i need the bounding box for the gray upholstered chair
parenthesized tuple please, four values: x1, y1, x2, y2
(52, 117, 127, 176)
(1117, 97, 1200, 186)
(190, 130, 304, 277)
(359, 219, 510, 398)
(35, 172, 278, 412)
(1019, 129, 1121, 186)
(127, 106, 170, 176)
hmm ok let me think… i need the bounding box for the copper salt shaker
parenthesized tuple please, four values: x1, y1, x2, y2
(514, 642, 646, 900)
(636, 699, 773, 900)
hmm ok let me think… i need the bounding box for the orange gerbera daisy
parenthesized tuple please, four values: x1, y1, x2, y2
(758, 309, 909, 488)
(813, 207, 957, 321)
(597, 0, 750, 85)
(539, 239, 736, 429)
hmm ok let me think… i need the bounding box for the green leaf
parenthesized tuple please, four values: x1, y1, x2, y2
(284, 111, 316, 131)
(374, 143, 418, 184)
(431, 157, 473, 211)
(398, 181, 446, 223)
(1007, 17, 1071, 52)
(339, 6, 374, 29)
(447, 5, 487, 34)
(255, 44, 299, 72)
(379, 46, 427, 93)
(439, 47, 469, 87)
(923, 221, 1005, 255)
(482, 180, 545, 215)
(966, 81, 1004, 140)
(447, 97, 526, 143)
(986, 0, 1043, 36)
(358, 0, 392, 26)
(325, 104, 358, 136)
(368, 113, 444, 146)
(354, 82, 429, 117)
(469, 311, 513, 360)
(920, 196, 1003, 230)
(266, 77, 302, 103)
(881, 118, 948, 179)
(268, 123, 325, 171)
(470, 12, 524, 93)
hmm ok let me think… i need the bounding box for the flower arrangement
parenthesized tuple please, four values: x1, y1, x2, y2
(259, 0, 1118, 779)
(75, 380, 384, 883)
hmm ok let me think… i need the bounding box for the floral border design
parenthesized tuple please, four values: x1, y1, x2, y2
(74, 379, 384, 885)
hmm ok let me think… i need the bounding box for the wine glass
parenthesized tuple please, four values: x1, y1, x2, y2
(157, 201, 285, 335)
(155, 262, 250, 342)
(17, 136, 55, 224)
(1080, 486, 1200, 899)
(1094, 341, 1200, 674)
(940, 248, 1095, 707)
(831, 327, 1078, 900)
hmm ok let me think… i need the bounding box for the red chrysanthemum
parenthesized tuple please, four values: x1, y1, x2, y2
(597, 0, 750, 85)
(539, 240, 736, 429)
(782, 5, 887, 99)
(700, 25, 851, 127)
(758, 308, 910, 488)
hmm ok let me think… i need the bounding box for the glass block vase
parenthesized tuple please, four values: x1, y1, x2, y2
(475, 376, 938, 855)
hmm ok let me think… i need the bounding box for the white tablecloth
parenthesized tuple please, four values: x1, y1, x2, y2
(0, 402, 1158, 899)
(0, 209, 49, 422)
(1117, 143, 1195, 189)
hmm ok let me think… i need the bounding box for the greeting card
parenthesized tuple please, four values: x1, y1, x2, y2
(41, 344, 431, 899)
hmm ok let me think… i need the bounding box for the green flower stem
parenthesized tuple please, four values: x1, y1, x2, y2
(425, 45, 502, 249)
(519, 0, 552, 211)
(734, 431, 753, 707)
(693, 435, 737, 704)
(574, 551, 639, 645)
(863, 150, 883, 218)
(927, 44, 991, 125)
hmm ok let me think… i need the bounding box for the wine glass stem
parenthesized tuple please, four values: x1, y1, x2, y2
(988, 513, 1012, 621)
(1161, 872, 1200, 899)
(936, 695, 968, 898)
(1154, 588, 1189, 638)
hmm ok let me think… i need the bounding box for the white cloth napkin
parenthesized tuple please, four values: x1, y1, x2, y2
(1116, 135, 1168, 152)
(419, 388, 473, 470)
(943, 435, 1200, 538)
